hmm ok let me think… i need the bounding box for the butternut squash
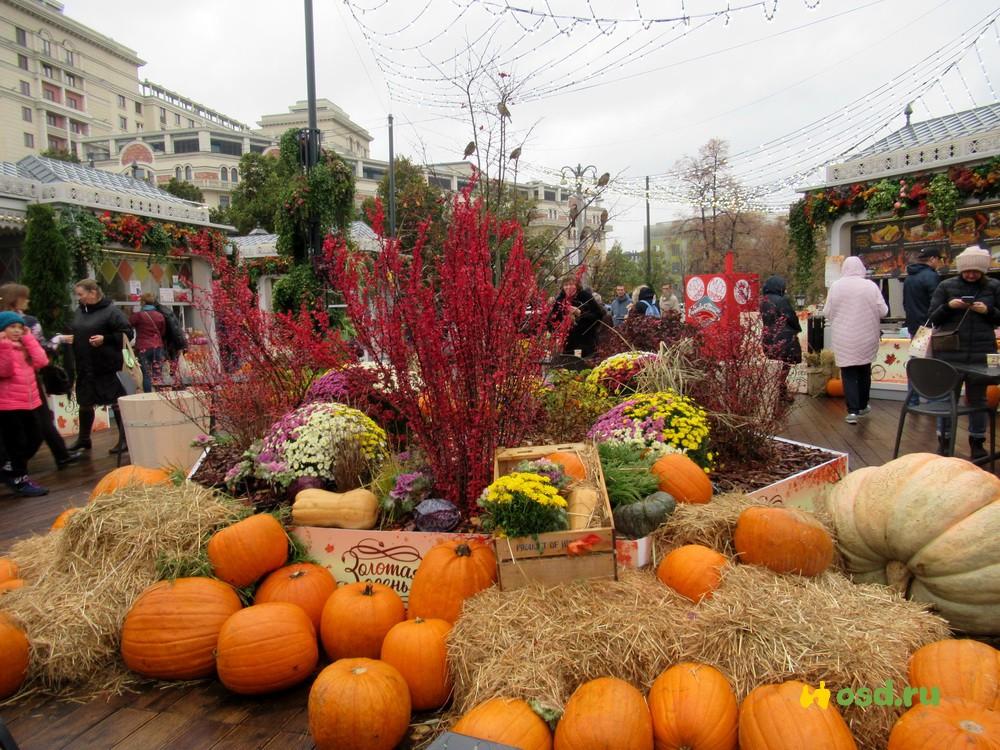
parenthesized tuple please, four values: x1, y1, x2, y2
(567, 487, 599, 530)
(292, 488, 379, 529)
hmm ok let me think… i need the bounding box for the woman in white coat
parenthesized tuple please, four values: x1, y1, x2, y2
(822, 255, 888, 423)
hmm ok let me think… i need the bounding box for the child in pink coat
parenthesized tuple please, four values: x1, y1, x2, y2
(0, 311, 49, 496)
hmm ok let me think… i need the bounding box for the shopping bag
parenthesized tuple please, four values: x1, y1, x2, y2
(121, 337, 144, 390)
(909, 325, 933, 358)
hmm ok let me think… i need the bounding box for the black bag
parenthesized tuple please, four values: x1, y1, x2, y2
(39, 364, 71, 395)
(155, 304, 188, 356)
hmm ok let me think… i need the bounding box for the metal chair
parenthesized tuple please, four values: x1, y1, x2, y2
(893, 358, 996, 470)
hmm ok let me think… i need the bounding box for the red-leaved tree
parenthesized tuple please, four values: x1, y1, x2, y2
(325, 189, 567, 514)
(175, 250, 351, 448)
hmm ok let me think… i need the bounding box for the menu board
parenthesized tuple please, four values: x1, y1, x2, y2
(851, 203, 1000, 277)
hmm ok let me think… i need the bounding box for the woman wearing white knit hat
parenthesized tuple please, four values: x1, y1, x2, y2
(927, 245, 1000, 459)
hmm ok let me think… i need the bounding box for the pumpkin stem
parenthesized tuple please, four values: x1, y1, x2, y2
(884, 561, 912, 595)
(289, 570, 306, 579)
(958, 720, 983, 734)
(455, 543, 472, 557)
(351, 666, 368, 676)
(414, 617, 425, 624)
(362, 582, 375, 596)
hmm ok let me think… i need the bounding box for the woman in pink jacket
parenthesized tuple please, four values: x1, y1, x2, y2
(822, 256, 888, 424)
(0, 311, 49, 496)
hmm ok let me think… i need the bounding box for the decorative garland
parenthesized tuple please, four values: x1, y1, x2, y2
(798, 156, 1000, 229)
(96, 212, 228, 262)
(788, 199, 815, 296)
(243, 256, 292, 286)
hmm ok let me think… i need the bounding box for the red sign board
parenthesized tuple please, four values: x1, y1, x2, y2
(683, 253, 758, 329)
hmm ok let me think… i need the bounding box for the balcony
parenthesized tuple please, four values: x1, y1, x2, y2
(188, 178, 237, 191)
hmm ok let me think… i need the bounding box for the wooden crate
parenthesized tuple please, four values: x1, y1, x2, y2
(492, 442, 617, 590)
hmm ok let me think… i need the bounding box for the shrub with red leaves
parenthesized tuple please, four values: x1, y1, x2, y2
(594, 310, 702, 360)
(325, 189, 566, 514)
(173, 252, 351, 449)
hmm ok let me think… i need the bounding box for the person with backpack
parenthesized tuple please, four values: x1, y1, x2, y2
(629, 285, 660, 319)
(129, 293, 166, 392)
(154, 300, 188, 381)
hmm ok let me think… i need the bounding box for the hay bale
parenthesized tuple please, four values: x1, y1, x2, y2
(448, 566, 950, 750)
(0, 482, 243, 699)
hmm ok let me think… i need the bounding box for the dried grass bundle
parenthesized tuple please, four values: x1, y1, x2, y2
(0, 482, 243, 699)
(448, 566, 950, 750)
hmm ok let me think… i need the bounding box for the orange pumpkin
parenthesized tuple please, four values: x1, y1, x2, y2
(648, 662, 738, 750)
(381, 617, 452, 711)
(207, 513, 288, 588)
(452, 698, 553, 750)
(121, 576, 242, 680)
(408, 540, 497, 623)
(987, 385, 1000, 410)
(0, 556, 18, 584)
(888, 698, 1000, 749)
(308, 657, 411, 750)
(320, 582, 405, 659)
(0, 613, 29, 699)
(254, 562, 337, 631)
(733, 506, 833, 577)
(0, 579, 25, 594)
(651, 454, 712, 504)
(908, 639, 1000, 711)
(50, 507, 79, 530)
(554, 677, 653, 750)
(656, 545, 729, 602)
(826, 378, 844, 397)
(739, 680, 857, 750)
(216, 602, 318, 695)
(544, 451, 587, 481)
(89, 465, 171, 501)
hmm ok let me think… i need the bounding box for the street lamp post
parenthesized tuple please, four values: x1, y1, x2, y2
(559, 163, 598, 273)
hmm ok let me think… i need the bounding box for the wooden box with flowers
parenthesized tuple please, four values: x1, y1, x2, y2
(487, 442, 616, 590)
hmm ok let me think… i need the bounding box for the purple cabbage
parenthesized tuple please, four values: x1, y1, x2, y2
(413, 498, 462, 532)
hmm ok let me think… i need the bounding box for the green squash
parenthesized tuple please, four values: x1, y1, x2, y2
(613, 491, 676, 539)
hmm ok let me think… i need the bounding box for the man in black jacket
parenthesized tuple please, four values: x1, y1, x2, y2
(903, 248, 942, 337)
(548, 278, 604, 365)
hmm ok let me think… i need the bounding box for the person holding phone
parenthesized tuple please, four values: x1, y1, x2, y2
(928, 245, 1000, 459)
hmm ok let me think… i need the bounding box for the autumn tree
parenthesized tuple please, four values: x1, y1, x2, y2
(676, 139, 753, 274)
(228, 152, 282, 234)
(733, 213, 793, 283)
(362, 156, 446, 251)
(163, 178, 204, 203)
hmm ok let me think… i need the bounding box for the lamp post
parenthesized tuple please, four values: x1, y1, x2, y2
(559, 163, 598, 272)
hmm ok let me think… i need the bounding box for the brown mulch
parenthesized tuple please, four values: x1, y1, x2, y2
(711, 441, 838, 494)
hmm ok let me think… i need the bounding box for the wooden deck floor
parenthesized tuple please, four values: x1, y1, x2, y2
(0, 394, 982, 749)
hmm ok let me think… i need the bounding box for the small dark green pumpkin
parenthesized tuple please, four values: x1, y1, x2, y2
(613, 491, 676, 539)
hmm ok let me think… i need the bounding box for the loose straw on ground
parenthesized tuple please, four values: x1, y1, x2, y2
(0, 482, 243, 701)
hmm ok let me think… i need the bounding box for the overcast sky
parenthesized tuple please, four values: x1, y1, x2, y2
(64, 0, 1000, 251)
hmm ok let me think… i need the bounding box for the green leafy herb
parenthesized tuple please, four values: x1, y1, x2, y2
(597, 442, 659, 508)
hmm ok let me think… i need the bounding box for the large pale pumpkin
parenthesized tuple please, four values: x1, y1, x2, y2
(733, 506, 834, 577)
(739, 680, 857, 750)
(216, 602, 318, 695)
(554, 677, 653, 749)
(452, 698, 553, 750)
(888, 698, 1000, 749)
(380, 617, 452, 711)
(320, 581, 405, 659)
(121, 577, 242, 680)
(89, 465, 171, 501)
(308, 658, 411, 750)
(254, 562, 337, 631)
(656, 545, 728, 602)
(408, 540, 497, 623)
(648, 662, 738, 750)
(207, 513, 288, 588)
(0, 613, 29, 699)
(908, 639, 1000, 711)
(651, 454, 712, 504)
(826, 453, 1000, 634)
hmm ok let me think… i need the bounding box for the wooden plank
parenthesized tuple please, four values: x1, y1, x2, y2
(108, 711, 191, 749)
(238, 682, 313, 730)
(13, 693, 134, 749)
(162, 682, 250, 725)
(262, 730, 314, 749)
(153, 716, 234, 748)
(207, 722, 281, 749)
(278, 707, 310, 735)
(126, 683, 192, 712)
(498, 552, 616, 591)
(59, 707, 156, 749)
(5, 696, 96, 747)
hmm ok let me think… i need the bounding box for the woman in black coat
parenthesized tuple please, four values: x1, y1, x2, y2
(67, 279, 132, 454)
(760, 275, 802, 401)
(548, 278, 604, 363)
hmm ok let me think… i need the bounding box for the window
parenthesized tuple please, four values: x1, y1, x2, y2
(544, 189, 557, 202)
(173, 138, 198, 153)
(149, 141, 164, 153)
(42, 63, 53, 78)
(18, 54, 28, 70)
(70, 121, 86, 135)
(15, 27, 26, 46)
(175, 166, 182, 180)
(19, 80, 29, 95)
(220, 167, 228, 182)
(119, 116, 127, 129)
(66, 93, 81, 110)
(41, 39, 50, 57)
(43, 88, 55, 101)
(117, 94, 126, 108)
(136, 122, 143, 130)
(64, 50, 74, 66)
(160, 107, 166, 124)
(174, 113, 180, 125)
(46, 112, 61, 127)
(219, 195, 231, 210)
(48, 136, 65, 151)
(230, 168, 238, 183)
(210, 139, 241, 157)
(184, 166, 192, 181)
(187, 118, 194, 128)
(134, 102, 142, 114)
(21, 107, 31, 122)
(250, 144, 265, 154)
(24, 133, 34, 148)
(65, 73, 76, 88)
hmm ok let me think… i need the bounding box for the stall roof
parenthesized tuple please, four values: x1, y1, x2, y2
(232, 221, 381, 258)
(850, 102, 1000, 159)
